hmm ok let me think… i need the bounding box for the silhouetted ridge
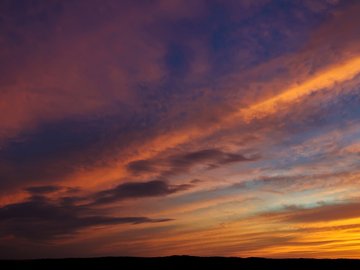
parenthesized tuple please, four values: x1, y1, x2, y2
(1, 256, 360, 270)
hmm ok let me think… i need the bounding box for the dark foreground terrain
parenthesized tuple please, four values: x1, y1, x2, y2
(2, 256, 360, 270)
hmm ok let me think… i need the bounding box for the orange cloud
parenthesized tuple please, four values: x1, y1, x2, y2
(238, 55, 360, 122)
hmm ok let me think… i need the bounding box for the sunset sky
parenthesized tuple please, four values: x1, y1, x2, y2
(1, 0, 360, 259)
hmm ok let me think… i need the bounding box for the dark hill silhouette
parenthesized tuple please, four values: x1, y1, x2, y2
(2, 256, 360, 270)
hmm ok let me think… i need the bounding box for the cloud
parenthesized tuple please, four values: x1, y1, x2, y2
(127, 148, 259, 177)
(175, 149, 252, 165)
(238, 55, 360, 122)
(0, 178, 194, 241)
(0, 0, 356, 197)
(127, 160, 155, 175)
(280, 202, 360, 223)
(92, 180, 193, 205)
(25, 185, 82, 196)
(257, 200, 360, 224)
(0, 195, 171, 240)
(1, 0, 360, 259)
(231, 169, 360, 193)
(0, 0, 344, 194)
(25, 185, 62, 195)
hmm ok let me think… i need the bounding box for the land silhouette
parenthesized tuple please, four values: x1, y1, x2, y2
(2, 256, 360, 270)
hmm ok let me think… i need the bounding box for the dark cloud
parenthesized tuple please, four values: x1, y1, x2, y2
(25, 185, 82, 195)
(92, 180, 192, 205)
(25, 185, 62, 194)
(127, 159, 155, 174)
(127, 148, 259, 176)
(0, 195, 171, 240)
(22, 179, 194, 213)
(175, 149, 248, 165)
(190, 178, 203, 184)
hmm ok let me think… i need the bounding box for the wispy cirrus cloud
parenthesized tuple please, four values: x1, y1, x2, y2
(92, 180, 193, 205)
(127, 148, 259, 177)
(265, 201, 360, 223)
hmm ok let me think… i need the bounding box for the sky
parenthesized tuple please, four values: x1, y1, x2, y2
(1, 0, 360, 259)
